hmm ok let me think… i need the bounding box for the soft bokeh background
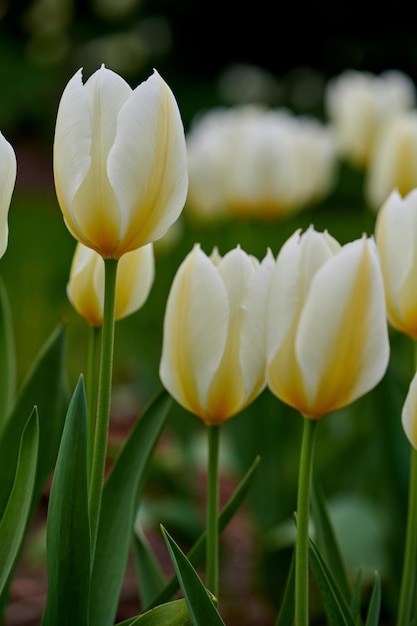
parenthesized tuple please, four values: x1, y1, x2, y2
(1, 2, 417, 624)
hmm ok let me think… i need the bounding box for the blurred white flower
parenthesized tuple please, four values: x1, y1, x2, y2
(186, 105, 338, 222)
(325, 69, 415, 168)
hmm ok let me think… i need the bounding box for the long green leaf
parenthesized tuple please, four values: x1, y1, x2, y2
(0, 408, 39, 594)
(41, 376, 90, 626)
(116, 599, 191, 625)
(309, 536, 356, 626)
(0, 325, 68, 515)
(311, 479, 351, 601)
(274, 549, 295, 626)
(134, 525, 167, 608)
(0, 277, 16, 422)
(147, 455, 261, 609)
(364, 571, 381, 626)
(161, 526, 225, 626)
(89, 389, 171, 626)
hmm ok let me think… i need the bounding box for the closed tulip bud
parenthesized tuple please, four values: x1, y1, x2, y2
(159, 244, 274, 425)
(325, 69, 415, 168)
(0, 132, 17, 259)
(374, 188, 417, 338)
(67, 242, 154, 326)
(366, 111, 417, 210)
(54, 66, 188, 259)
(266, 227, 390, 419)
(402, 371, 417, 448)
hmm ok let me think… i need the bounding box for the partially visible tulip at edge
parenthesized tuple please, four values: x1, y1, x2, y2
(266, 227, 390, 419)
(67, 242, 154, 326)
(375, 188, 417, 339)
(53, 65, 188, 260)
(402, 371, 417, 449)
(159, 244, 274, 425)
(0, 132, 17, 259)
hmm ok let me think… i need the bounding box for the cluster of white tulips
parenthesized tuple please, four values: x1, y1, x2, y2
(2, 61, 417, 625)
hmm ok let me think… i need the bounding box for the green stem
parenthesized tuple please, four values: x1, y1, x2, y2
(397, 339, 417, 626)
(295, 416, 318, 626)
(88, 258, 118, 555)
(206, 424, 220, 600)
(397, 446, 417, 626)
(87, 324, 100, 484)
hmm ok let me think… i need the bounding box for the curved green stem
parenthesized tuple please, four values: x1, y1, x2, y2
(87, 324, 100, 483)
(397, 338, 417, 626)
(88, 258, 118, 555)
(295, 416, 318, 626)
(206, 424, 220, 600)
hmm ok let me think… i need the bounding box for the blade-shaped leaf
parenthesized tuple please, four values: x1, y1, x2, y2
(0, 277, 16, 422)
(116, 599, 191, 625)
(350, 566, 364, 624)
(134, 524, 167, 608)
(311, 479, 351, 601)
(147, 455, 261, 609)
(41, 376, 90, 626)
(364, 571, 381, 626)
(309, 536, 356, 626)
(274, 549, 295, 626)
(161, 525, 226, 626)
(89, 390, 171, 626)
(0, 408, 39, 594)
(0, 324, 68, 515)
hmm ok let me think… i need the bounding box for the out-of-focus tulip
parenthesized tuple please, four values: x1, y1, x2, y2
(402, 371, 417, 448)
(54, 65, 188, 260)
(325, 69, 415, 168)
(374, 188, 417, 338)
(186, 105, 337, 222)
(366, 111, 417, 210)
(67, 242, 154, 326)
(0, 132, 17, 259)
(266, 227, 390, 419)
(159, 244, 274, 425)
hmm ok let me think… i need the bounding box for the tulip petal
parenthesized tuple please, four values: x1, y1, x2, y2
(402, 371, 417, 449)
(66, 244, 103, 326)
(108, 70, 188, 254)
(0, 133, 16, 258)
(159, 245, 228, 421)
(115, 244, 154, 320)
(296, 237, 389, 417)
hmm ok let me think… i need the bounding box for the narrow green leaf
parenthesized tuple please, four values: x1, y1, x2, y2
(0, 277, 16, 422)
(311, 479, 351, 601)
(309, 536, 356, 626)
(89, 390, 171, 626)
(147, 455, 261, 609)
(161, 525, 226, 626)
(0, 325, 68, 515)
(41, 376, 90, 626)
(134, 525, 167, 608)
(364, 571, 381, 626)
(116, 599, 191, 625)
(0, 408, 39, 594)
(350, 566, 364, 625)
(274, 549, 295, 626)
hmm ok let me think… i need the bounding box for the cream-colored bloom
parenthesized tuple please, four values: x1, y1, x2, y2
(54, 65, 188, 259)
(325, 69, 415, 168)
(266, 227, 390, 419)
(366, 111, 417, 210)
(402, 371, 417, 448)
(67, 242, 154, 326)
(374, 188, 417, 338)
(0, 132, 17, 259)
(186, 106, 337, 221)
(159, 244, 274, 425)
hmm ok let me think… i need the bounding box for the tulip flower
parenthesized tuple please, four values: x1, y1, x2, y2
(374, 188, 417, 338)
(325, 69, 415, 168)
(67, 242, 154, 327)
(160, 243, 274, 425)
(402, 371, 417, 449)
(366, 111, 417, 210)
(53, 65, 188, 259)
(0, 132, 17, 259)
(266, 226, 390, 419)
